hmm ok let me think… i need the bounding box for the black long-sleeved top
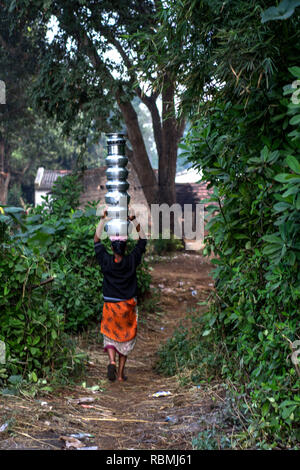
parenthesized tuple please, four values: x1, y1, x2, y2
(94, 238, 147, 301)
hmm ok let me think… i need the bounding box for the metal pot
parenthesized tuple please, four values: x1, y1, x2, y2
(106, 180, 129, 192)
(104, 219, 130, 237)
(106, 167, 128, 180)
(105, 155, 128, 167)
(104, 133, 130, 237)
(106, 133, 126, 156)
(105, 190, 130, 206)
(107, 205, 128, 219)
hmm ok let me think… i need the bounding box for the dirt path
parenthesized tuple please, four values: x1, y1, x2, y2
(0, 252, 225, 450)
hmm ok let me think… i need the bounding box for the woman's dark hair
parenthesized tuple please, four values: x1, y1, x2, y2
(111, 240, 127, 256)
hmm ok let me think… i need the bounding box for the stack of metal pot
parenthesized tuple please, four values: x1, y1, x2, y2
(104, 133, 130, 238)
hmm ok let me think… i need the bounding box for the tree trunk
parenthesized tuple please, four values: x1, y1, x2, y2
(0, 171, 10, 205)
(159, 80, 178, 206)
(116, 90, 159, 206)
(0, 138, 10, 205)
(69, 13, 181, 210)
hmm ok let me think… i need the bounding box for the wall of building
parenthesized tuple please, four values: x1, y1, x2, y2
(78, 163, 151, 234)
(34, 189, 51, 207)
(78, 163, 149, 208)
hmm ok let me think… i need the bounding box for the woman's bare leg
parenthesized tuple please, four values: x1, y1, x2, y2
(106, 348, 117, 381)
(117, 353, 127, 381)
(107, 347, 116, 365)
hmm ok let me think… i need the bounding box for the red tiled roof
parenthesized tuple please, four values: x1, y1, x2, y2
(39, 169, 71, 190)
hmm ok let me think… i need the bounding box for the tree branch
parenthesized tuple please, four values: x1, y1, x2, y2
(31, 277, 54, 289)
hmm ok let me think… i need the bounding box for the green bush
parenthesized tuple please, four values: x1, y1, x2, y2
(0, 172, 151, 384)
(192, 429, 231, 450)
(0, 235, 70, 380)
(156, 312, 222, 381)
(157, 70, 300, 448)
(150, 233, 184, 255)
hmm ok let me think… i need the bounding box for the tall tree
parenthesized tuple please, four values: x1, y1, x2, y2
(7, 0, 186, 206)
(148, 0, 300, 115)
(7, 116, 98, 205)
(0, 7, 46, 204)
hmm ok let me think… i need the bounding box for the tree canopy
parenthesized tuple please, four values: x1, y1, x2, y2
(5, 0, 187, 206)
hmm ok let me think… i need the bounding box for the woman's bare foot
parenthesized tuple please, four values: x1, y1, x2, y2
(117, 373, 128, 382)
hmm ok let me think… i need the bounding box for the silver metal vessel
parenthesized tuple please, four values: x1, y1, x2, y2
(104, 133, 130, 237)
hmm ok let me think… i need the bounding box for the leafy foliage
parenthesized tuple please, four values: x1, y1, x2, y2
(261, 0, 300, 23)
(159, 70, 300, 447)
(192, 429, 232, 450)
(149, 0, 300, 117)
(150, 233, 185, 255)
(4, 0, 187, 207)
(154, 0, 300, 446)
(0, 242, 63, 377)
(0, 173, 151, 384)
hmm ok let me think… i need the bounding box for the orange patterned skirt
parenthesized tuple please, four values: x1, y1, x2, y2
(101, 297, 138, 344)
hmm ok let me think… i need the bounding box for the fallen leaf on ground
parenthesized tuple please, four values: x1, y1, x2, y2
(60, 436, 85, 449)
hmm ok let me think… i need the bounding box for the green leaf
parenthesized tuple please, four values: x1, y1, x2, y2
(262, 402, 270, 416)
(263, 245, 281, 255)
(30, 347, 39, 356)
(261, 0, 300, 23)
(51, 330, 58, 340)
(0, 215, 11, 224)
(202, 330, 211, 337)
(282, 405, 297, 420)
(31, 371, 38, 383)
(8, 375, 22, 385)
(286, 251, 296, 265)
(286, 155, 300, 174)
(282, 186, 299, 197)
(8, 0, 16, 13)
(233, 234, 249, 240)
(289, 66, 300, 78)
(273, 202, 291, 212)
(32, 336, 40, 346)
(279, 400, 299, 407)
(262, 235, 283, 244)
(289, 114, 300, 126)
(274, 173, 292, 183)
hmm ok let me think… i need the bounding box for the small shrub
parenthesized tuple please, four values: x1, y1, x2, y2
(150, 233, 184, 255)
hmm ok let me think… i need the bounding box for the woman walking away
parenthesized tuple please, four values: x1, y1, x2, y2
(94, 209, 147, 382)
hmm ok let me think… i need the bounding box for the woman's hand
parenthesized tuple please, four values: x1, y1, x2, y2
(95, 205, 108, 241)
(128, 206, 136, 221)
(99, 206, 108, 219)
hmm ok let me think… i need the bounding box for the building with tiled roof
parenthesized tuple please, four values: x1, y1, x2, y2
(35, 166, 213, 209)
(34, 168, 72, 205)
